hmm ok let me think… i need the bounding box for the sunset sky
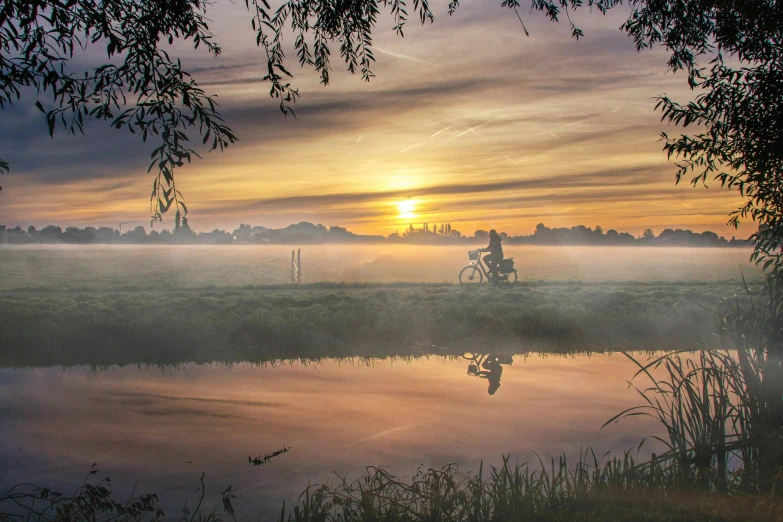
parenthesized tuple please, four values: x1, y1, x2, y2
(0, 1, 752, 238)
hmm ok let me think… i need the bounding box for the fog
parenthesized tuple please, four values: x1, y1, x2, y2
(0, 244, 761, 291)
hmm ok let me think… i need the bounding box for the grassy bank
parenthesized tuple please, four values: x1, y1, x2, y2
(0, 282, 744, 368)
(4, 455, 780, 522)
(277, 455, 782, 522)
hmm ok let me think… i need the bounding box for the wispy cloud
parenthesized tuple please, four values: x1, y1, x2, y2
(374, 46, 434, 65)
(200, 76, 265, 86)
(429, 126, 453, 138)
(190, 61, 259, 74)
(443, 118, 498, 143)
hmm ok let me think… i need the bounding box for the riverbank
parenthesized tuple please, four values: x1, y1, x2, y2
(0, 282, 743, 368)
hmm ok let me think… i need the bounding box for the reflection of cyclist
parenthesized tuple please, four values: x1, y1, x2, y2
(482, 355, 503, 395)
(479, 230, 503, 282)
(466, 353, 507, 395)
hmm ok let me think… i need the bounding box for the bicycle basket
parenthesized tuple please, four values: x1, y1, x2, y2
(499, 259, 515, 272)
(468, 250, 479, 260)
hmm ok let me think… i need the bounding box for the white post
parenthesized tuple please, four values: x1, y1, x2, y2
(297, 248, 301, 283)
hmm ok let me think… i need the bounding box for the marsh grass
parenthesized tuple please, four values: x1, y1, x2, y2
(0, 466, 164, 522)
(278, 455, 782, 522)
(599, 277, 783, 493)
(719, 276, 783, 488)
(0, 469, 236, 522)
(605, 350, 754, 491)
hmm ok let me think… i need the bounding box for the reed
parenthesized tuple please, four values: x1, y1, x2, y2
(0, 467, 163, 522)
(720, 275, 783, 489)
(0, 469, 235, 522)
(277, 454, 783, 522)
(604, 350, 751, 491)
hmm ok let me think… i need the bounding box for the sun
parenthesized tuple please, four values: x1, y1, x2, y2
(397, 199, 416, 220)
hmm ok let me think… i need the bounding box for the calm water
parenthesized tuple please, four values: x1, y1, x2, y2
(0, 244, 759, 290)
(0, 244, 745, 517)
(0, 353, 664, 518)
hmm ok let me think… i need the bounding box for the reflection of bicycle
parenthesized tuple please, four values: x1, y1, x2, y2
(462, 352, 512, 395)
(459, 250, 517, 288)
(463, 352, 491, 375)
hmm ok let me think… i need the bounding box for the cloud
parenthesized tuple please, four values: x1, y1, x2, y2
(373, 46, 434, 65)
(201, 76, 266, 86)
(0, 3, 742, 235)
(190, 61, 259, 73)
(192, 165, 668, 213)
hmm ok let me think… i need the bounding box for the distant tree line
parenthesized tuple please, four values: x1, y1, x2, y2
(0, 221, 752, 247)
(511, 224, 751, 247)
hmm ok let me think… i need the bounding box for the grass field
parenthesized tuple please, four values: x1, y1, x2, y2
(0, 244, 759, 368)
(0, 244, 759, 365)
(0, 281, 747, 368)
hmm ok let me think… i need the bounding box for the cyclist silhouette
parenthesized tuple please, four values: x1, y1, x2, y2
(466, 353, 509, 395)
(479, 229, 503, 283)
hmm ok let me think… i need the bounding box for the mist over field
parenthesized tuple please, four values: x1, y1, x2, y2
(0, 244, 761, 291)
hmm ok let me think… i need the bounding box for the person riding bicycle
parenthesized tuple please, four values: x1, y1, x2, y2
(480, 229, 503, 282)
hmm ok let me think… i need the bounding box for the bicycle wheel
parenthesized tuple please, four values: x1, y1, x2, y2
(459, 265, 483, 285)
(497, 269, 517, 289)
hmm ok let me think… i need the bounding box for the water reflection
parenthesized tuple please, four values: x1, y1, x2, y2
(464, 353, 514, 395)
(0, 353, 664, 519)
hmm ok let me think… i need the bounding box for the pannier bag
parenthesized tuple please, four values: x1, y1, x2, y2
(498, 259, 515, 273)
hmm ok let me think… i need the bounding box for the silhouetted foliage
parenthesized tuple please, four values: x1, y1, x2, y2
(3, 0, 779, 258)
(0, 465, 164, 521)
(0, 159, 7, 190)
(0, 0, 242, 225)
(628, 0, 783, 279)
(277, 453, 783, 522)
(0, 466, 238, 522)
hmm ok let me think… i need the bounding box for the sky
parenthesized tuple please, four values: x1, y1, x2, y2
(0, 1, 753, 238)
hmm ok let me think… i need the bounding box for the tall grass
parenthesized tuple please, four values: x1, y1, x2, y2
(0, 469, 235, 522)
(0, 468, 163, 522)
(604, 350, 754, 491)
(277, 454, 782, 522)
(595, 275, 783, 493)
(721, 276, 783, 489)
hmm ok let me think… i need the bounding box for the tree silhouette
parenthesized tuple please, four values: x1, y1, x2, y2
(2, 0, 780, 274)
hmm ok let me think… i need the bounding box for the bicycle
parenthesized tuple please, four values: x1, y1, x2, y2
(462, 352, 511, 395)
(459, 250, 517, 288)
